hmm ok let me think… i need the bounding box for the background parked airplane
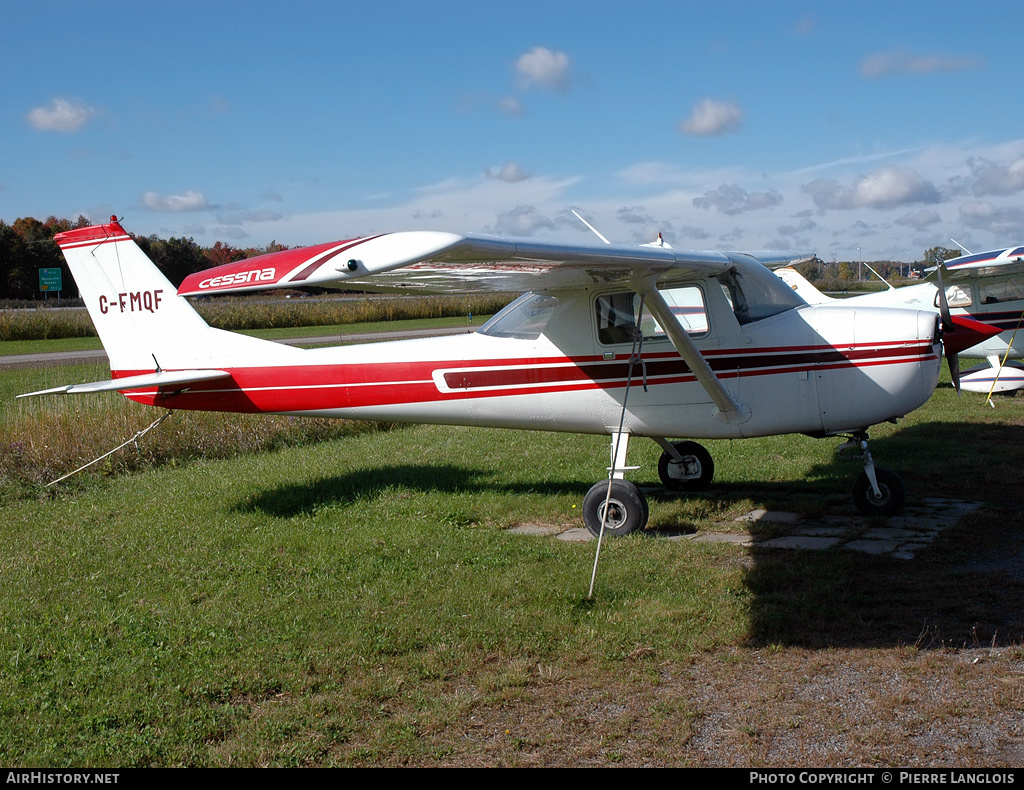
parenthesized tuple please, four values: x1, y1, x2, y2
(774, 246, 1024, 395)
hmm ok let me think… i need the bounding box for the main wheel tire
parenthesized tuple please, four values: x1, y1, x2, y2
(852, 467, 906, 517)
(658, 441, 714, 491)
(582, 479, 649, 537)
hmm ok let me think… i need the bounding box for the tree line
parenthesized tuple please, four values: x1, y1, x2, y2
(0, 215, 288, 302)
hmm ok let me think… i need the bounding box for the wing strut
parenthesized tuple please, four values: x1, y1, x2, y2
(638, 280, 751, 424)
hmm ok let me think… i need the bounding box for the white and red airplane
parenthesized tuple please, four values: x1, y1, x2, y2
(24, 217, 999, 534)
(774, 246, 1024, 394)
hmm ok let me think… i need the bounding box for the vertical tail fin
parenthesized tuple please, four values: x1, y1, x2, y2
(773, 266, 834, 305)
(55, 217, 297, 374)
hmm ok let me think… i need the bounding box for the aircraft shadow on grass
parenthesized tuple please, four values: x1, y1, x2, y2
(235, 463, 575, 519)
(740, 419, 1024, 649)
(236, 420, 1024, 649)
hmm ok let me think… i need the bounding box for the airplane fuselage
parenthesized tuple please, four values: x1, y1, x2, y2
(123, 282, 941, 441)
(45, 217, 947, 523)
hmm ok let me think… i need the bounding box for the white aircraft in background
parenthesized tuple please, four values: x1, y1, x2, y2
(775, 246, 1024, 394)
(22, 217, 998, 534)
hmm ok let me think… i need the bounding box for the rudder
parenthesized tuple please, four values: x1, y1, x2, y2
(55, 217, 297, 374)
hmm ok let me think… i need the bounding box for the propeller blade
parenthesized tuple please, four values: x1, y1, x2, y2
(934, 264, 961, 392)
(934, 268, 1003, 392)
(935, 264, 954, 333)
(947, 345, 961, 394)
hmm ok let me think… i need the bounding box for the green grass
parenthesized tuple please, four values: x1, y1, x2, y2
(1, 369, 1023, 766)
(0, 424, 748, 765)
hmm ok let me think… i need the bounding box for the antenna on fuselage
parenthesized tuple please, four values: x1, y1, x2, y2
(950, 238, 973, 255)
(862, 262, 895, 290)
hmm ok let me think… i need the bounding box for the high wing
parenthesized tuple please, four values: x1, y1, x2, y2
(930, 246, 1024, 280)
(177, 232, 813, 296)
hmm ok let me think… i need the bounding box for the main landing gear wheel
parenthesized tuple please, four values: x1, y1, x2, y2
(582, 479, 649, 537)
(657, 441, 714, 491)
(852, 467, 906, 517)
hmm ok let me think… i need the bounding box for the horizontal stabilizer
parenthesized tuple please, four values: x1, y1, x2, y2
(959, 361, 1024, 394)
(18, 369, 231, 398)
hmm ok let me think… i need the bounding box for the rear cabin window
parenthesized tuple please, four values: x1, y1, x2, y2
(596, 286, 708, 345)
(979, 277, 1024, 305)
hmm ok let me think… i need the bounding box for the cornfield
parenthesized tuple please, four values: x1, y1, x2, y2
(0, 293, 514, 341)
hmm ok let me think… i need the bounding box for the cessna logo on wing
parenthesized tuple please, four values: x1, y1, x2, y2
(198, 268, 276, 289)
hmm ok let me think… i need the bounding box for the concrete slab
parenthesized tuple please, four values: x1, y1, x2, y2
(861, 528, 920, 541)
(509, 497, 984, 560)
(846, 539, 902, 554)
(507, 524, 563, 537)
(759, 535, 843, 550)
(790, 526, 850, 538)
(689, 533, 754, 546)
(734, 509, 803, 524)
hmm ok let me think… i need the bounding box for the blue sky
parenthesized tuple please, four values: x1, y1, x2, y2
(4, 0, 1023, 261)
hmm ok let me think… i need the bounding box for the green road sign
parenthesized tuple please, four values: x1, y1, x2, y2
(39, 268, 62, 292)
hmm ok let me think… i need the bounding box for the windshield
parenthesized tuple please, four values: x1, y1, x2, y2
(479, 293, 560, 339)
(717, 263, 805, 325)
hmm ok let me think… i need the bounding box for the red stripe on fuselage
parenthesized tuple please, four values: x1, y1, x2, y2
(115, 340, 937, 413)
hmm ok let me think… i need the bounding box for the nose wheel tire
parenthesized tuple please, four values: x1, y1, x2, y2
(582, 479, 649, 537)
(657, 440, 714, 491)
(852, 467, 905, 517)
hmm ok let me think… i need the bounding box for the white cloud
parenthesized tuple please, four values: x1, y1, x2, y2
(968, 156, 1024, 196)
(693, 183, 782, 215)
(484, 162, 531, 183)
(895, 209, 942, 230)
(793, 17, 815, 37)
(498, 96, 524, 116)
(802, 166, 940, 210)
(515, 47, 571, 92)
(616, 161, 689, 185)
(215, 209, 283, 225)
(26, 98, 97, 132)
(860, 50, 982, 78)
(616, 206, 657, 226)
(679, 99, 742, 136)
(486, 204, 558, 236)
(141, 190, 211, 212)
(777, 217, 818, 237)
(959, 201, 1024, 235)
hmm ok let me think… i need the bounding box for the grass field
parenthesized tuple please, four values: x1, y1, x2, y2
(1, 357, 1022, 766)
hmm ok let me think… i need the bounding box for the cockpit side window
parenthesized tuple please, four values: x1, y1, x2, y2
(596, 292, 637, 344)
(935, 284, 973, 308)
(595, 286, 709, 345)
